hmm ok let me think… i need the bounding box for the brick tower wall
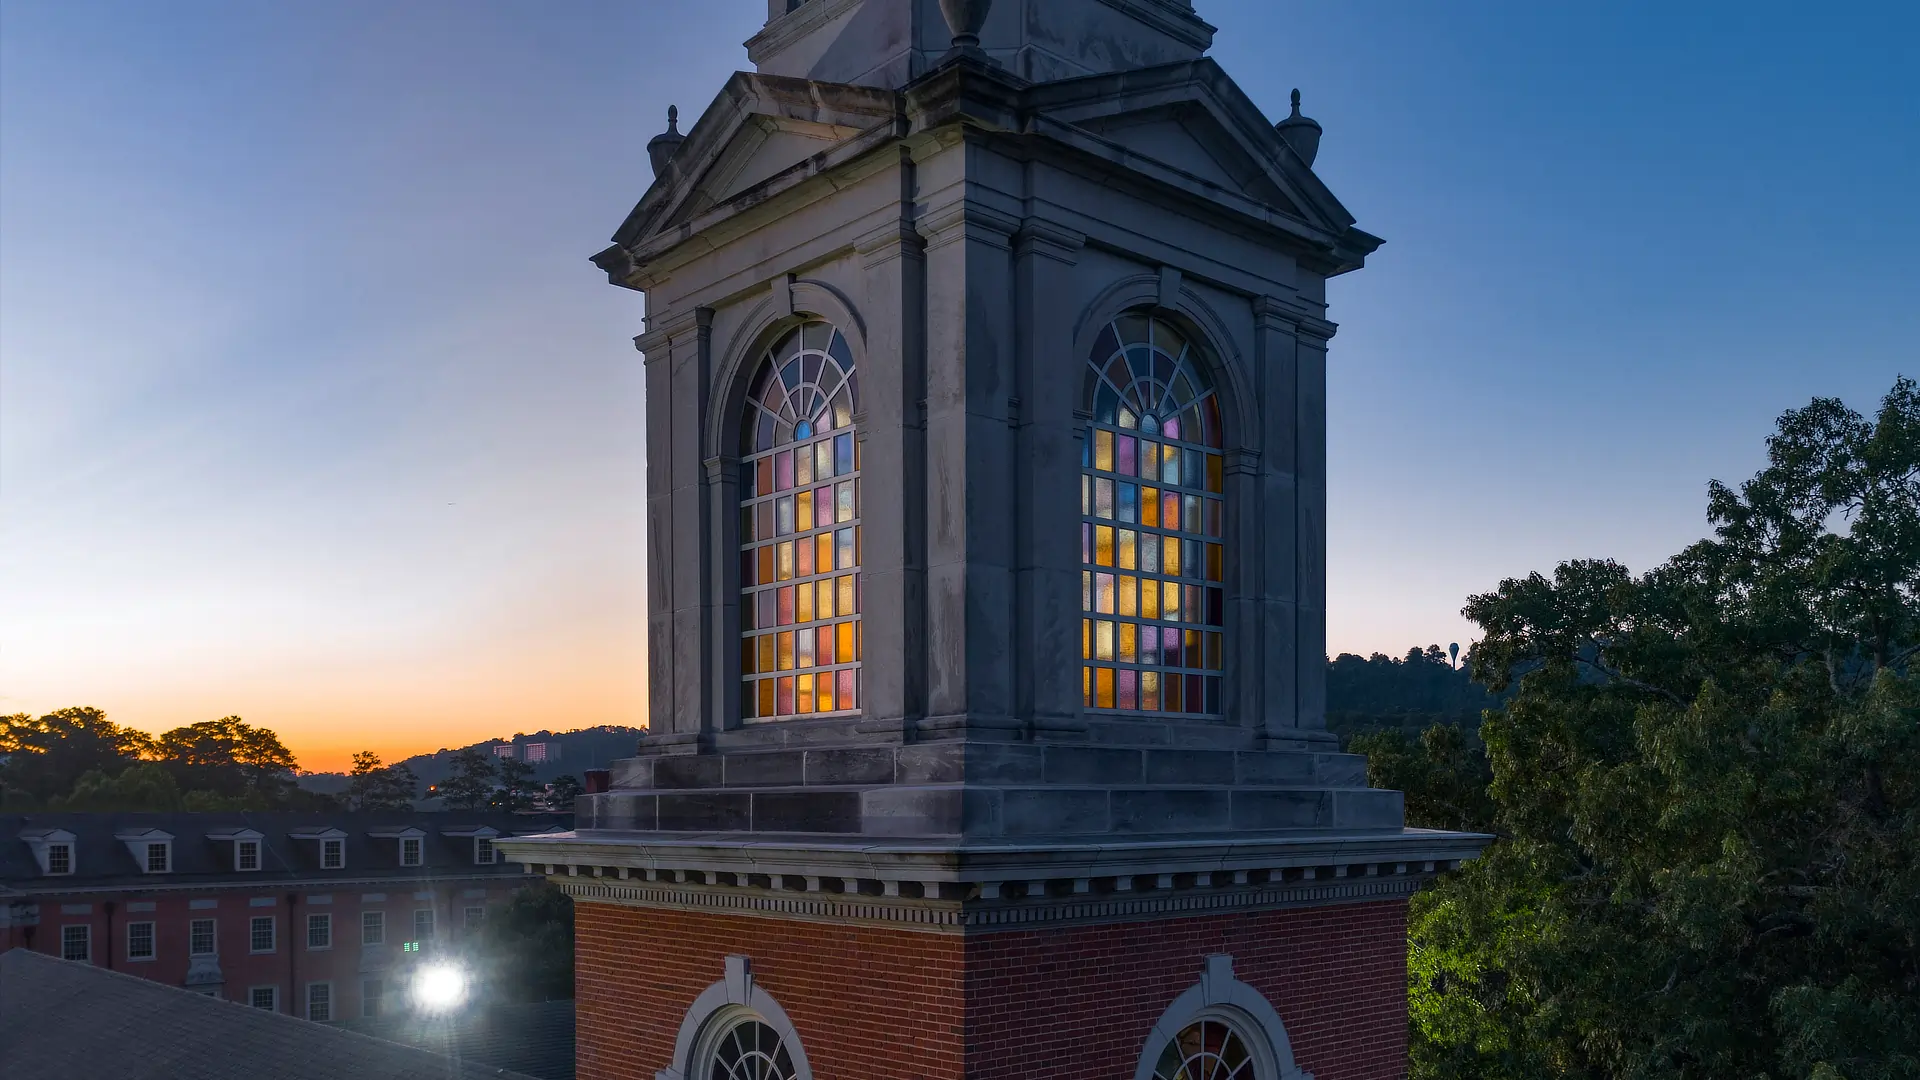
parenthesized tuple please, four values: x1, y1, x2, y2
(574, 900, 1409, 1080)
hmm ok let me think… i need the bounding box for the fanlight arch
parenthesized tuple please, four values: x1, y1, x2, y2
(736, 320, 862, 721)
(1080, 312, 1226, 718)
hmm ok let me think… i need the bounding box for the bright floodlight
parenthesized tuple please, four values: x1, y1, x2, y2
(412, 963, 468, 1012)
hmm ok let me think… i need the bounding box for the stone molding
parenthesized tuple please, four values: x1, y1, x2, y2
(1134, 954, 1311, 1080)
(658, 955, 816, 1080)
(553, 862, 1435, 934)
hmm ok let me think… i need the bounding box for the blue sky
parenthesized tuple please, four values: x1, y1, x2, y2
(2, 1, 1915, 765)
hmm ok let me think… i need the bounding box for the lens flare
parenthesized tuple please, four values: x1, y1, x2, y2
(411, 963, 468, 1012)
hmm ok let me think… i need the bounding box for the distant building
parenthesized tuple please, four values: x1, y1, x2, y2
(492, 745, 516, 760)
(521, 743, 556, 765)
(0, 811, 566, 1023)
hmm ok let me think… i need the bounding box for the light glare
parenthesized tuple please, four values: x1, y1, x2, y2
(412, 963, 468, 1012)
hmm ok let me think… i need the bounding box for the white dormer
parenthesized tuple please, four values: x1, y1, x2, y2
(439, 825, 501, 866)
(115, 828, 174, 874)
(367, 826, 427, 867)
(289, 826, 348, 870)
(20, 828, 77, 876)
(206, 828, 266, 872)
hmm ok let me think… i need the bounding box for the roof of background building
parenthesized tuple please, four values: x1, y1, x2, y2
(340, 1000, 576, 1080)
(0, 947, 539, 1080)
(0, 811, 568, 892)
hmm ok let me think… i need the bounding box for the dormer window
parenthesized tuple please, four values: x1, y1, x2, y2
(47, 842, 73, 875)
(238, 840, 260, 870)
(146, 842, 171, 873)
(291, 826, 349, 870)
(401, 838, 422, 867)
(24, 828, 79, 876)
(116, 828, 176, 875)
(323, 839, 344, 869)
(475, 837, 495, 865)
(439, 825, 500, 866)
(369, 825, 427, 867)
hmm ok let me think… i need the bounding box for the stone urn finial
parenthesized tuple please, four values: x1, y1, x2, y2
(647, 105, 686, 179)
(938, 0, 992, 51)
(1275, 88, 1323, 168)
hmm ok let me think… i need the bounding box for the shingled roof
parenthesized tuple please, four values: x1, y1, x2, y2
(0, 947, 539, 1080)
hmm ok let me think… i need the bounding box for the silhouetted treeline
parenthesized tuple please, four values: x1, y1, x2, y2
(1325, 644, 1504, 741)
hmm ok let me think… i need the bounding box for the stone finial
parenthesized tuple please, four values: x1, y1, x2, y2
(1275, 88, 1323, 168)
(938, 0, 992, 52)
(647, 105, 686, 179)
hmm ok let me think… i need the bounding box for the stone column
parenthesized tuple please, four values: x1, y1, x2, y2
(705, 449, 742, 733)
(1012, 221, 1088, 733)
(1292, 316, 1334, 736)
(1250, 299, 1301, 740)
(918, 199, 1021, 734)
(854, 168, 930, 733)
(638, 307, 715, 741)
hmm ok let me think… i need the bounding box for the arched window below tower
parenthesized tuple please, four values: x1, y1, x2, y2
(1081, 312, 1226, 718)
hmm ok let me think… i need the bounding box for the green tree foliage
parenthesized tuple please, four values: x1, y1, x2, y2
(1405, 379, 1920, 1079)
(546, 774, 585, 812)
(0, 707, 155, 804)
(490, 754, 537, 812)
(472, 879, 574, 1002)
(1328, 646, 1502, 742)
(437, 747, 496, 810)
(345, 751, 420, 810)
(50, 763, 186, 812)
(154, 716, 300, 801)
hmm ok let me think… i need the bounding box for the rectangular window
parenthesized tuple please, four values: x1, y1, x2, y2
(321, 839, 344, 869)
(146, 842, 170, 873)
(362, 978, 384, 1018)
(46, 843, 72, 875)
(413, 908, 434, 941)
(250, 916, 276, 954)
(238, 840, 260, 871)
(190, 918, 216, 956)
(400, 838, 421, 867)
(250, 986, 278, 1011)
(127, 921, 156, 961)
(61, 925, 90, 963)
(474, 837, 494, 865)
(362, 910, 385, 946)
(463, 905, 485, 930)
(307, 913, 331, 950)
(306, 982, 332, 1022)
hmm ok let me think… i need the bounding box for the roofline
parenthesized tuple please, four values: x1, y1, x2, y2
(2, 869, 538, 900)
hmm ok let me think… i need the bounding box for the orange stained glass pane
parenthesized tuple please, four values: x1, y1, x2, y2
(1118, 621, 1137, 663)
(757, 546, 774, 585)
(854, 439, 861, 471)
(836, 575, 854, 615)
(1207, 543, 1223, 582)
(741, 638, 757, 675)
(796, 535, 815, 577)
(1164, 580, 1182, 620)
(817, 625, 835, 664)
(1118, 529, 1136, 570)
(1082, 618, 1091, 660)
(797, 673, 814, 714)
(1207, 454, 1223, 493)
(1162, 444, 1180, 482)
(857, 621, 863, 659)
(1096, 667, 1116, 709)
(1142, 671, 1161, 711)
(816, 673, 835, 713)
(1094, 525, 1115, 567)
(1083, 665, 1093, 707)
(777, 677, 794, 715)
(1095, 620, 1115, 661)
(816, 533, 834, 572)
(796, 583, 814, 623)
(756, 458, 773, 497)
(1141, 487, 1159, 527)
(776, 542, 795, 581)
(795, 490, 813, 531)
(777, 631, 795, 670)
(1162, 492, 1180, 530)
(758, 678, 776, 718)
(1186, 629, 1203, 665)
(836, 621, 855, 664)
(816, 579, 834, 619)
(758, 634, 776, 673)
(855, 524, 862, 566)
(1142, 580, 1162, 619)
(1164, 536, 1181, 575)
(1094, 429, 1114, 471)
(1118, 575, 1137, 617)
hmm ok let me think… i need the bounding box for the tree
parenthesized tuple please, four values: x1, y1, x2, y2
(472, 879, 574, 1002)
(154, 716, 299, 800)
(490, 755, 537, 812)
(437, 747, 495, 810)
(346, 751, 419, 811)
(50, 763, 185, 812)
(0, 707, 155, 804)
(546, 774, 585, 812)
(1403, 379, 1920, 1080)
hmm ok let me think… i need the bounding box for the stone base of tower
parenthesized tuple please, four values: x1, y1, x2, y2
(572, 899, 1411, 1080)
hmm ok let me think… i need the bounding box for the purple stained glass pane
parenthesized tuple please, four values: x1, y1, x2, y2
(1117, 435, 1135, 476)
(1118, 669, 1138, 711)
(775, 451, 794, 491)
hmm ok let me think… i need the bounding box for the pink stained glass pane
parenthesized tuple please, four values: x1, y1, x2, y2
(1162, 492, 1179, 531)
(777, 587, 795, 626)
(796, 537, 814, 578)
(1117, 435, 1135, 477)
(757, 589, 775, 629)
(816, 486, 835, 529)
(817, 625, 835, 665)
(756, 458, 774, 497)
(1082, 523, 1092, 564)
(1117, 669, 1138, 711)
(777, 677, 795, 716)
(1163, 626, 1182, 667)
(775, 451, 794, 491)
(837, 669, 856, 711)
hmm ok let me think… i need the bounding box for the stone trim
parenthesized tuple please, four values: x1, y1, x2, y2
(658, 955, 816, 1080)
(550, 860, 1440, 934)
(1134, 954, 1311, 1080)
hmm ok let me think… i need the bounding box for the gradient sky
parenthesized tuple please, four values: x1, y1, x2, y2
(3, 2, 1916, 772)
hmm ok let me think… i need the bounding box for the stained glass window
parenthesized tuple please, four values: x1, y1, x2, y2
(1081, 313, 1225, 717)
(1152, 1019, 1258, 1080)
(704, 1019, 797, 1080)
(738, 320, 862, 720)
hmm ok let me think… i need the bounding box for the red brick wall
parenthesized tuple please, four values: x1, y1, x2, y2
(576, 900, 1409, 1080)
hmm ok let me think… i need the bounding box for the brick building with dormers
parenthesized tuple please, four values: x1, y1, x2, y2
(0, 811, 565, 1023)
(499, 1, 1491, 1077)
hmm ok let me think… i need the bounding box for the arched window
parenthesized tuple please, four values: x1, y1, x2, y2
(1150, 1017, 1258, 1080)
(738, 320, 862, 721)
(698, 1015, 800, 1080)
(1081, 312, 1225, 718)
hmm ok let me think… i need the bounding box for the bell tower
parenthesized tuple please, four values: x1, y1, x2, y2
(500, 2, 1488, 1077)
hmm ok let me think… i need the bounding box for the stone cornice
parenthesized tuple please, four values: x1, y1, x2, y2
(743, 0, 866, 65)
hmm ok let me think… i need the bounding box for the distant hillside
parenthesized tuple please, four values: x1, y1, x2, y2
(1325, 645, 1506, 742)
(299, 725, 643, 791)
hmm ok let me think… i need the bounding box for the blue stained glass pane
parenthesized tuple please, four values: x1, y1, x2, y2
(828, 328, 853, 369)
(1095, 385, 1119, 424)
(835, 434, 854, 476)
(781, 359, 803, 390)
(1119, 483, 1137, 523)
(795, 420, 813, 439)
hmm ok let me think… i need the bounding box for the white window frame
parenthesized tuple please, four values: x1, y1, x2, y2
(249, 915, 277, 954)
(237, 839, 261, 871)
(190, 918, 217, 957)
(250, 986, 279, 1011)
(361, 910, 385, 946)
(126, 920, 157, 962)
(45, 842, 73, 875)
(400, 837, 422, 867)
(412, 908, 434, 941)
(306, 981, 333, 1022)
(321, 838, 344, 870)
(361, 977, 385, 1018)
(307, 912, 332, 951)
(61, 924, 91, 963)
(474, 836, 495, 865)
(463, 905, 485, 930)
(145, 841, 172, 874)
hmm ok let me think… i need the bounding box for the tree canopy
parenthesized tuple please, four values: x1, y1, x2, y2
(346, 751, 420, 811)
(1392, 378, 1920, 1079)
